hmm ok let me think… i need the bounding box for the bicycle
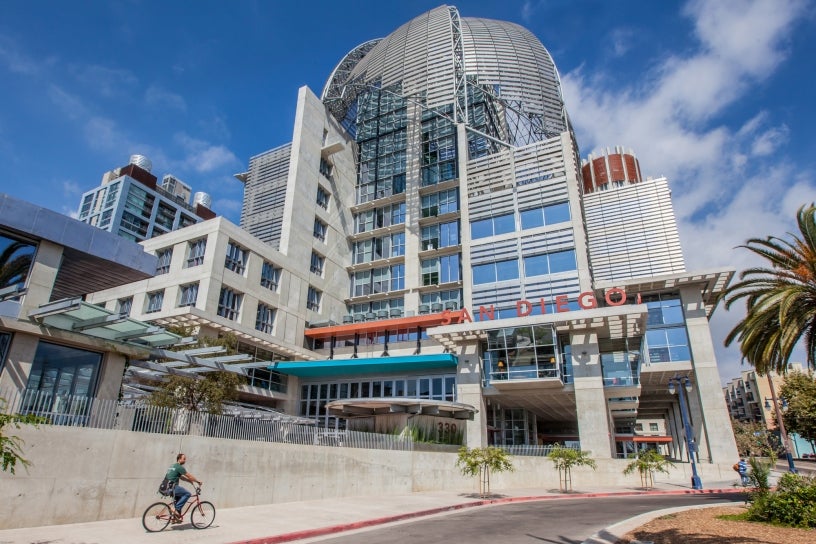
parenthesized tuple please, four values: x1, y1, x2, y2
(142, 485, 216, 532)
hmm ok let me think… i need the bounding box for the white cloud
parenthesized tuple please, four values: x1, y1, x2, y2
(174, 133, 239, 173)
(69, 64, 137, 97)
(47, 85, 87, 120)
(560, 0, 814, 383)
(145, 85, 187, 112)
(0, 35, 55, 75)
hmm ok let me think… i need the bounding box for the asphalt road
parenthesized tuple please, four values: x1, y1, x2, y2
(304, 493, 746, 544)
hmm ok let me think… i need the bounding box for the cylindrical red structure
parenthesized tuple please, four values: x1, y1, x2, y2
(581, 146, 642, 193)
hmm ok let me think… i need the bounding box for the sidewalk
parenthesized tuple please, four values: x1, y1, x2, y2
(0, 478, 746, 544)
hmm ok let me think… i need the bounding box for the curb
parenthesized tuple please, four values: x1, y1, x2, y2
(228, 488, 747, 544)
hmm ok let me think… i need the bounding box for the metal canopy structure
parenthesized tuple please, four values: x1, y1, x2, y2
(29, 298, 181, 348)
(326, 397, 476, 420)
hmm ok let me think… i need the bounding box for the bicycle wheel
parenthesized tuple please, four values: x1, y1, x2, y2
(191, 501, 216, 529)
(142, 502, 172, 532)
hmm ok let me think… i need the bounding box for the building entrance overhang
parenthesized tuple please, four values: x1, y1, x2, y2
(326, 397, 476, 420)
(269, 353, 458, 378)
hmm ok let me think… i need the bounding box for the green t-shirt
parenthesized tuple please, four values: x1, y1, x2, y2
(165, 463, 187, 484)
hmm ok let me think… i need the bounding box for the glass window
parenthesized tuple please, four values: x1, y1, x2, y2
(155, 247, 173, 275)
(116, 297, 133, 316)
(310, 252, 325, 276)
(390, 232, 405, 257)
(255, 303, 275, 334)
(146, 290, 164, 313)
(178, 283, 199, 307)
(496, 259, 519, 281)
(186, 238, 207, 267)
(649, 423, 659, 432)
(225, 241, 248, 274)
(316, 187, 330, 209)
(260, 261, 281, 290)
(391, 264, 405, 290)
(473, 259, 518, 284)
(548, 250, 577, 273)
(307, 287, 322, 312)
(0, 233, 36, 291)
(520, 208, 544, 229)
(217, 287, 243, 321)
(313, 219, 328, 242)
(544, 202, 570, 224)
(23, 342, 102, 419)
(0, 331, 11, 375)
(493, 214, 515, 235)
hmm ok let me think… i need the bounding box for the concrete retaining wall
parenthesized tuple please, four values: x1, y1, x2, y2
(0, 426, 737, 529)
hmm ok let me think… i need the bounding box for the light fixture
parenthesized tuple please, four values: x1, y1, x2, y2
(668, 382, 676, 395)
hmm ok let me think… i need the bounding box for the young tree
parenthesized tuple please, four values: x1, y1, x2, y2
(547, 444, 597, 492)
(731, 419, 782, 458)
(780, 371, 816, 450)
(0, 397, 41, 474)
(148, 371, 245, 413)
(623, 449, 675, 489)
(720, 204, 816, 375)
(456, 446, 514, 498)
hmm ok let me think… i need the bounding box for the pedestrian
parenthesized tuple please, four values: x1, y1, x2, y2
(737, 458, 749, 486)
(165, 453, 202, 522)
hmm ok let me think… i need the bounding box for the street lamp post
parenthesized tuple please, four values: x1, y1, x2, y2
(764, 374, 797, 473)
(668, 375, 703, 490)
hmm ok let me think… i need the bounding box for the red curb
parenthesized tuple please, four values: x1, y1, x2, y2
(227, 488, 747, 544)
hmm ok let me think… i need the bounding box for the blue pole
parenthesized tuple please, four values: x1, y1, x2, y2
(675, 380, 703, 490)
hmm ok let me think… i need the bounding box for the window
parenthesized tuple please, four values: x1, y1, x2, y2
(225, 241, 248, 274)
(217, 288, 242, 320)
(520, 202, 571, 230)
(260, 261, 281, 290)
(421, 221, 459, 250)
(0, 233, 36, 290)
(473, 259, 519, 284)
(635, 423, 643, 432)
(421, 189, 459, 217)
(470, 213, 515, 239)
(646, 327, 691, 363)
(391, 264, 405, 290)
(421, 254, 460, 286)
(186, 238, 207, 267)
(117, 297, 133, 317)
(316, 186, 330, 209)
(0, 331, 11, 374)
(145, 290, 164, 313)
(313, 219, 328, 242)
(155, 247, 173, 275)
(255, 303, 275, 334)
(178, 283, 199, 307)
(310, 252, 325, 276)
(523, 249, 577, 277)
(22, 342, 102, 418)
(319, 157, 333, 179)
(649, 423, 659, 432)
(307, 287, 322, 312)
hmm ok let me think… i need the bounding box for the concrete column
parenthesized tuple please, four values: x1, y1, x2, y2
(456, 340, 487, 448)
(20, 240, 63, 316)
(571, 331, 613, 458)
(680, 285, 739, 464)
(0, 332, 38, 391)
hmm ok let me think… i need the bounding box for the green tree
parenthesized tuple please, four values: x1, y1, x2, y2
(731, 419, 781, 458)
(721, 204, 816, 375)
(456, 446, 514, 498)
(148, 371, 245, 413)
(780, 371, 816, 450)
(0, 397, 42, 474)
(623, 449, 674, 489)
(547, 444, 597, 492)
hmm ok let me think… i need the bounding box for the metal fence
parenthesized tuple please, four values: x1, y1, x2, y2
(499, 444, 579, 457)
(0, 387, 413, 451)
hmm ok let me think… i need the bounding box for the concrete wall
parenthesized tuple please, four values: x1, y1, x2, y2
(1, 426, 738, 529)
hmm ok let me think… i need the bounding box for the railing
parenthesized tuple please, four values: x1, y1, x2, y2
(0, 387, 413, 452)
(498, 444, 579, 457)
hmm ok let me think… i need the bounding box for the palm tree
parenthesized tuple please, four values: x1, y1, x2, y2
(0, 240, 34, 290)
(721, 204, 816, 375)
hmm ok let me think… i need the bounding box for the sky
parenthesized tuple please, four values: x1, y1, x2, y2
(1, 0, 814, 384)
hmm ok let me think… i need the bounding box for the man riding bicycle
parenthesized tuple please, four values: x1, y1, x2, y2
(165, 453, 202, 522)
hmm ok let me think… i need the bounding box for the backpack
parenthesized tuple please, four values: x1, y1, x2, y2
(158, 477, 176, 496)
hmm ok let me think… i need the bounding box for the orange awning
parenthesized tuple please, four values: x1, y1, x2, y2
(304, 310, 465, 340)
(632, 436, 673, 443)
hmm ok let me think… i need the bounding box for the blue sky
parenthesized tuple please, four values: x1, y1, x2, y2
(1, 0, 814, 383)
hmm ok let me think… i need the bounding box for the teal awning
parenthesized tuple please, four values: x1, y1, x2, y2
(269, 353, 458, 378)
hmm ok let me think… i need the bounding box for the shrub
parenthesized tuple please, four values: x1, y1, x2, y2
(547, 444, 596, 492)
(622, 449, 675, 489)
(746, 473, 816, 528)
(456, 446, 514, 498)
